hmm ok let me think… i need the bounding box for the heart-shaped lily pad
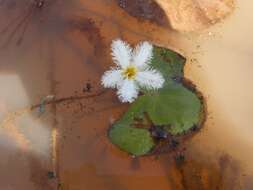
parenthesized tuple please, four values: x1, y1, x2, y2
(109, 46, 204, 156)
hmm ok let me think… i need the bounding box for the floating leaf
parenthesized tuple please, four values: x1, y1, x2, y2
(109, 126, 155, 156)
(143, 84, 201, 135)
(152, 47, 185, 80)
(109, 46, 203, 156)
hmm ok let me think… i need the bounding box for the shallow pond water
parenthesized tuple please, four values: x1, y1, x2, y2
(0, 0, 252, 189)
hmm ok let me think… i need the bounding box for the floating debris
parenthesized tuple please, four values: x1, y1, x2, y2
(38, 95, 55, 114)
(47, 171, 55, 179)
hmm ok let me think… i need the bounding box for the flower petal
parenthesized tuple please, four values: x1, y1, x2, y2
(111, 39, 132, 68)
(101, 69, 123, 88)
(132, 41, 153, 70)
(117, 80, 139, 103)
(136, 69, 165, 90)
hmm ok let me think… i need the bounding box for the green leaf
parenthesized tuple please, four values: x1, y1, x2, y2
(145, 84, 201, 135)
(108, 46, 203, 156)
(152, 47, 186, 80)
(109, 126, 155, 156)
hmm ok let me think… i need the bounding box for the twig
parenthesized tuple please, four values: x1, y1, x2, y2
(31, 89, 107, 110)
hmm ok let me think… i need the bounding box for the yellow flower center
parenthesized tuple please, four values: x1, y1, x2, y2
(122, 66, 137, 80)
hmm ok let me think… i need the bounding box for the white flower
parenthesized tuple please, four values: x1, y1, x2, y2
(101, 39, 165, 103)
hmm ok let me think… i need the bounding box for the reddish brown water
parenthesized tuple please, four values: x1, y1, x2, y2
(0, 0, 253, 190)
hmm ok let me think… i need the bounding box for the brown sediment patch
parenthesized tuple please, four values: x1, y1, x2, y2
(28, 155, 57, 190)
(171, 153, 243, 190)
(69, 17, 106, 58)
(117, 0, 235, 31)
(117, 0, 170, 26)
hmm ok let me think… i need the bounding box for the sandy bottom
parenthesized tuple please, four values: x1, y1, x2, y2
(0, 0, 252, 189)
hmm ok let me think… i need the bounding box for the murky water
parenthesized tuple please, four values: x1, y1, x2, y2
(0, 0, 252, 189)
(183, 0, 253, 170)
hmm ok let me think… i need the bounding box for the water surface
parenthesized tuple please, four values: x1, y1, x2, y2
(0, 0, 252, 189)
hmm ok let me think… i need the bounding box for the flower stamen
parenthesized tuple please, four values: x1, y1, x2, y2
(122, 66, 137, 80)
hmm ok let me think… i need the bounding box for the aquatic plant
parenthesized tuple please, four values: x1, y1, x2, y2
(101, 39, 165, 103)
(105, 42, 204, 156)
